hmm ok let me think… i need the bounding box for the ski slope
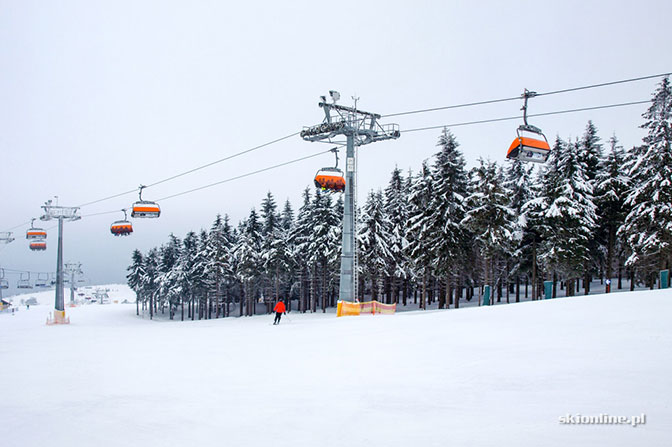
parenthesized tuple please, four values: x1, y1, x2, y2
(1, 287, 670, 447)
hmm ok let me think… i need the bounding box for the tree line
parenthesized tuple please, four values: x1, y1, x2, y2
(127, 78, 672, 320)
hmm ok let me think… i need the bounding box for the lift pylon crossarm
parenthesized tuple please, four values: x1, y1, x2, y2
(318, 101, 381, 119)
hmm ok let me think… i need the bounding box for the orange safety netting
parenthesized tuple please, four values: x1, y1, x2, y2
(336, 300, 396, 317)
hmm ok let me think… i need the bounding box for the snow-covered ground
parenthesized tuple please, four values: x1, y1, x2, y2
(1, 286, 670, 447)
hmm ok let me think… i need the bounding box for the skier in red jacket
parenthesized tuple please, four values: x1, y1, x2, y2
(273, 298, 286, 325)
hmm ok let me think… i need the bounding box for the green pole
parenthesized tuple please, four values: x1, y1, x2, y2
(660, 270, 669, 289)
(483, 285, 491, 306)
(543, 281, 553, 299)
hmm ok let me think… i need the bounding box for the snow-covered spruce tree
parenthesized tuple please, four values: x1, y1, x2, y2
(504, 158, 534, 301)
(428, 128, 469, 309)
(276, 199, 296, 310)
(260, 191, 280, 310)
(539, 138, 597, 296)
(156, 234, 181, 319)
(329, 193, 343, 307)
(305, 189, 340, 312)
(406, 161, 434, 309)
(127, 249, 145, 316)
(234, 209, 263, 316)
(462, 159, 518, 305)
(384, 166, 409, 304)
(195, 230, 213, 319)
(358, 189, 393, 302)
(142, 248, 160, 319)
(290, 188, 314, 312)
(578, 121, 603, 293)
(595, 136, 630, 290)
(523, 136, 564, 298)
(206, 214, 234, 317)
(619, 77, 672, 287)
(178, 231, 200, 320)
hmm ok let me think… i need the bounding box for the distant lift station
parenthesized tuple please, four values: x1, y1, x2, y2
(506, 89, 551, 164)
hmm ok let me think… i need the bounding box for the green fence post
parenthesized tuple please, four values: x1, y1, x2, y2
(660, 270, 669, 289)
(543, 281, 553, 299)
(483, 285, 491, 306)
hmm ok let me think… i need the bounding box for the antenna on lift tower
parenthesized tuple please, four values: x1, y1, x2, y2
(301, 91, 400, 302)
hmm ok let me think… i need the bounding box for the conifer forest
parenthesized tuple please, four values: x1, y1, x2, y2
(127, 78, 672, 320)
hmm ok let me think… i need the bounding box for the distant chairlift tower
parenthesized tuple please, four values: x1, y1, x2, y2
(64, 262, 84, 306)
(41, 200, 81, 324)
(301, 91, 400, 302)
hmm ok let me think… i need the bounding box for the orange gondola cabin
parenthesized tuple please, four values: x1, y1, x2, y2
(506, 130, 551, 164)
(131, 186, 161, 218)
(111, 221, 134, 236)
(314, 168, 346, 192)
(506, 89, 551, 164)
(111, 210, 134, 236)
(26, 219, 47, 240)
(30, 239, 47, 251)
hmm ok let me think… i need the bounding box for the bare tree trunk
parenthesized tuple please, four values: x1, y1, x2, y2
(322, 263, 327, 313)
(454, 279, 460, 309)
(438, 278, 446, 309)
(531, 240, 537, 300)
(421, 275, 426, 310)
(515, 276, 520, 303)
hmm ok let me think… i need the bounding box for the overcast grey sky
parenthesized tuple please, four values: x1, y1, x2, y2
(1, 0, 670, 292)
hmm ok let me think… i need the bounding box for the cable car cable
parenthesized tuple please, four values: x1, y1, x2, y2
(76, 131, 300, 208)
(83, 98, 647, 216)
(154, 149, 332, 202)
(382, 72, 670, 118)
(74, 72, 670, 210)
(402, 99, 650, 133)
(2, 72, 666, 232)
(80, 149, 334, 218)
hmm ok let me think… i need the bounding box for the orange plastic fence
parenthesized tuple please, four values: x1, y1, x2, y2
(336, 300, 396, 317)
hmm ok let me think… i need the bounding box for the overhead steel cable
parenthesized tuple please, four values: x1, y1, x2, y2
(143, 131, 301, 190)
(382, 72, 670, 118)
(402, 99, 651, 133)
(80, 149, 334, 218)
(2, 220, 33, 232)
(154, 149, 332, 202)
(537, 72, 672, 97)
(2, 267, 55, 275)
(4, 72, 669, 232)
(75, 131, 301, 208)
(382, 95, 521, 118)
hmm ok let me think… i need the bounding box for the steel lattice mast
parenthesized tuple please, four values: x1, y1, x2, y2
(64, 262, 84, 305)
(301, 92, 400, 302)
(41, 200, 80, 324)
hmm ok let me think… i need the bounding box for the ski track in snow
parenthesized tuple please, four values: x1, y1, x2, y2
(1, 286, 671, 447)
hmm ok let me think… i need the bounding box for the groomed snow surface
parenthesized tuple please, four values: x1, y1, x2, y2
(1, 286, 670, 447)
